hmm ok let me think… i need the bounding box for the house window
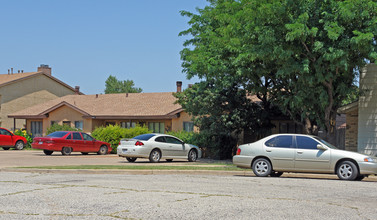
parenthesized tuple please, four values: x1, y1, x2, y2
(31, 121, 43, 137)
(148, 122, 165, 133)
(105, 122, 115, 126)
(51, 121, 57, 126)
(121, 122, 136, 129)
(74, 121, 83, 130)
(63, 121, 71, 127)
(183, 122, 194, 132)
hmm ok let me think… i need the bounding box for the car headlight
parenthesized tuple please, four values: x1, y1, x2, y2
(364, 157, 374, 162)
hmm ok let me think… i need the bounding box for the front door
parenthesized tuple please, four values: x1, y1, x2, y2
(294, 136, 331, 172)
(165, 136, 186, 157)
(0, 128, 13, 146)
(264, 135, 295, 170)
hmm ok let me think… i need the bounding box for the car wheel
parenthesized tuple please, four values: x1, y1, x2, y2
(270, 171, 283, 177)
(149, 149, 161, 163)
(43, 150, 53, 155)
(61, 147, 72, 156)
(126, 157, 137, 162)
(81, 152, 89, 155)
(97, 145, 108, 155)
(355, 175, 365, 181)
(188, 149, 198, 162)
(337, 161, 358, 180)
(14, 141, 24, 150)
(2, 147, 10, 150)
(252, 158, 272, 177)
(166, 159, 173, 162)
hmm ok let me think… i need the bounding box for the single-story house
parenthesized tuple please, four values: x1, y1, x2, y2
(338, 63, 377, 156)
(9, 89, 194, 137)
(0, 64, 82, 130)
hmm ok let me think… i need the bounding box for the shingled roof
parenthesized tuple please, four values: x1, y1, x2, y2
(0, 71, 82, 94)
(9, 93, 184, 120)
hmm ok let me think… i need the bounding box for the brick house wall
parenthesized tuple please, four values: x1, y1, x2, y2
(345, 108, 358, 152)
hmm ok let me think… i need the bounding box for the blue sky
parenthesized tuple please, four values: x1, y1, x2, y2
(0, 0, 208, 94)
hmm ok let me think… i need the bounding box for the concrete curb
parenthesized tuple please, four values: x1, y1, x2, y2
(1, 168, 376, 181)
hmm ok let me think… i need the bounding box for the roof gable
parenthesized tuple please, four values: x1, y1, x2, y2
(0, 71, 83, 94)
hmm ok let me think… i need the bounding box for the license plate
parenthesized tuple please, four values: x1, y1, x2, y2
(39, 142, 43, 144)
(122, 149, 128, 153)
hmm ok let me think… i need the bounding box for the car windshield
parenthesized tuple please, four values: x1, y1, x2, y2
(132, 134, 155, 141)
(313, 136, 338, 149)
(47, 131, 69, 138)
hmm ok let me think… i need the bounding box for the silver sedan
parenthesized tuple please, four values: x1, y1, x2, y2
(233, 134, 377, 180)
(117, 133, 202, 163)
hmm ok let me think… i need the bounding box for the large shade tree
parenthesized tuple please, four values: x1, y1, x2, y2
(105, 75, 142, 94)
(179, 0, 377, 146)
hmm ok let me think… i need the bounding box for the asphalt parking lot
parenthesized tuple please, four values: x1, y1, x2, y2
(0, 150, 377, 219)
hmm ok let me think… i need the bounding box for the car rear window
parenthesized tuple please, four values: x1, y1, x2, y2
(47, 131, 68, 138)
(132, 134, 155, 141)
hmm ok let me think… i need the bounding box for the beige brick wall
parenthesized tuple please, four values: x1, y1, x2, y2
(345, 109, 358, 152)
(0, 74, 75, 130)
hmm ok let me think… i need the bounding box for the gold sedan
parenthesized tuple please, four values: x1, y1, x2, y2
(233, 134, 377, 180)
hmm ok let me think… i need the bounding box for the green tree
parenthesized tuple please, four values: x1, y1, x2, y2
(104, 75, 142, 94)
(179, 0, 377, 146)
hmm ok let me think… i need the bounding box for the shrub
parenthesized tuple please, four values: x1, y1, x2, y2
(13, 129, 33, 148)
(91, 125, 150, 153)
(47, 124, 81, 135)
(167, 130, 195, 144)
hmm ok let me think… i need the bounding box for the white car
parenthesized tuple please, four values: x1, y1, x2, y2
(117, 133, 202, 163)
(233, 134, 377, 180)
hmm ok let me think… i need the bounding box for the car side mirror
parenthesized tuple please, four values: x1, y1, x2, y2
(317, 144, 327, 151)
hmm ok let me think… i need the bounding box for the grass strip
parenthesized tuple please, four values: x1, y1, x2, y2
(16, 164, 244, 171)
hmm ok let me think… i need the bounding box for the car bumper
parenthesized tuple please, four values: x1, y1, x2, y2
(32, 143, 60, 151)
(117, 146, 150, 158)
(358, 162, 377, 175)
(233, 155, 253, 169)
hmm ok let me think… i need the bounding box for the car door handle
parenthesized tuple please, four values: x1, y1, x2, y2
(266, 150, 271, 152)
(297, 151, 303, 154)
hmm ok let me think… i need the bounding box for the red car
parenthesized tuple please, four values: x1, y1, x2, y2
(0, 127, 27, 150)
(32, 131, 111, 156)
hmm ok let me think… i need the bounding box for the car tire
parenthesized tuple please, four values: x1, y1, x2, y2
(97, 145, 108, 155)
(61, 147, 72, 156)
(252, 158, 272, 177)
(149, 149, 161, 163)
(126, 157, 137, 162)
(14, 141, 24, 150)
(270, 171, 283, 177)
(43, 150, 53, 155)
(166, 159, 173, 162)
(188, 149, 198, 162)
(2, 147, 10, 150)
(81, 152, 89, 155)
(337, 161, 359, 180)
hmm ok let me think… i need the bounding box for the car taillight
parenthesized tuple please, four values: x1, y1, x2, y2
(236, 148, 241, 155)
(135, 141, 144, 146)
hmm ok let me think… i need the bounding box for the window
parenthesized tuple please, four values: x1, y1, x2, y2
(148, 122, 165, 133)
(81, 133, 94, 141)
(265, 135, 293, 148)
(31, 121, 43, 137)
(66, 134, 72, 140)
(105, 122, 115, 126)
(121, 122, 136, 129)
(72, 132, 82, 140)
(165, 136, 183, 145)
(132, 134, 156, 141)
(74, 121, 83, 130)
(62, 121, 71, 127)
(50, 121, 57, 126)
(48, 131, 68, 138)
(0, 129, 11, 135)
(183, 122, 194, 132)
(296, 136, 319, 150)
(155, 136, 166, 143)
